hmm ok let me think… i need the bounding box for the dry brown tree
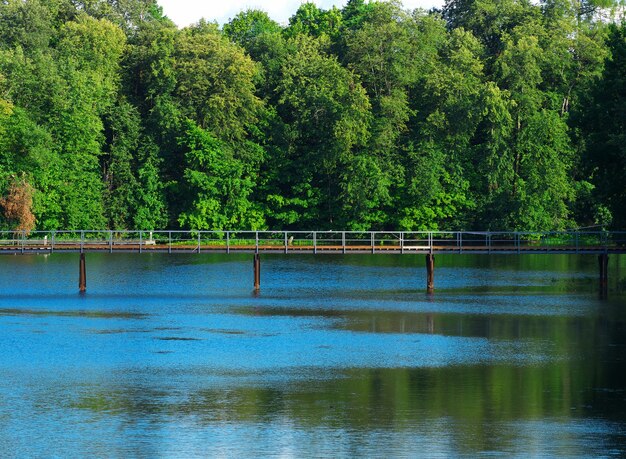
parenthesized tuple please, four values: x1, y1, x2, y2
(0, 175, 36, 236)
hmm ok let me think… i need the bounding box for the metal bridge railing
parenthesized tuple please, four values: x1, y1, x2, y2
(0, 230, 625, 254)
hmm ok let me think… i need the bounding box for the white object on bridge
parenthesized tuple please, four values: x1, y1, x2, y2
(144, 231, 156, 245)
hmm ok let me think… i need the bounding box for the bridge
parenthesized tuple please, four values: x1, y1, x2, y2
(1, 230, 624, 295)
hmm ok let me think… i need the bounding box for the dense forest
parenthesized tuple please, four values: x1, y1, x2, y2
(0, 0, 624, 232)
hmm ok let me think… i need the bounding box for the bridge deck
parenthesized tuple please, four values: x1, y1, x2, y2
(0, 244, 624, 255)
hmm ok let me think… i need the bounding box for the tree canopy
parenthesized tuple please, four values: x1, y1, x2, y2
(0, 0, 624, 231)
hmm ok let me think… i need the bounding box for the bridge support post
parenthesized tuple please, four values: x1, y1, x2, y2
(426, 254, 434, 293)
(253, 253, 261, 290)
(79, 253, 86, 293)
(599, 253, 608, 299)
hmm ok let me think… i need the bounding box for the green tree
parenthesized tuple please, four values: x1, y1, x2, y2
(222, 9, 282, 50)
(581, 23, 626, 228)
(398, 27, 484, 230)
(122, 17, 180, 226)
(272, 35, 371, 228)
(476, 26, 576, 230)
(0, 106, 62, 229)
(133, 137, 168, 230)
(51, 14, 126, 228)
(223, 10, 288, 101)
(286, 3, 343, 41)
(177, 120, 265, 230)
(102, 99, 141, 229)
(174, 22, 263, 142)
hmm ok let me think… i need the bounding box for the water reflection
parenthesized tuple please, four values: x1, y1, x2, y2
(0, 253, 624, 457)
(18, 359, 626, 456)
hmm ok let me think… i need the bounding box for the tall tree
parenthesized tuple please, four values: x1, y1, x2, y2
(398, 27, 484, 230)
(272, 34, 371, 228)
(581, 23, 626, 228)
(102, 99, 141, 229)
(51, 14, 126, 229)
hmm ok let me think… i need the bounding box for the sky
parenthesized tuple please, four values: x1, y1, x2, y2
(157, 0, 444, 27)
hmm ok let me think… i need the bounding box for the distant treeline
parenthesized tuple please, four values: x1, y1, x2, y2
(0, 0, 624, 232)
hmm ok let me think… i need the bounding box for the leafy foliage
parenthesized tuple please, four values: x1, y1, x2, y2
(579, 23, 626, 229)
(0, 0, 622, 230)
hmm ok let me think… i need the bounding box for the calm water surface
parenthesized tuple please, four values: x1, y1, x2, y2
(0, 253, 625, 457)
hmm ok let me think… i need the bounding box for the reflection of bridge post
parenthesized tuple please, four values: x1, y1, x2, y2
(599, 253, 608, 299)
(253, 253, 261, 290)
(79, 253, 86, 293)
(426, 254, 435, 293)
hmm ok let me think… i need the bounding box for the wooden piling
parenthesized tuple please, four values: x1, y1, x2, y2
(253, 253, 260, 290)
(599, 253, 608, 299)
(79, 253, 86, 293)
(426, 254, 434, 293)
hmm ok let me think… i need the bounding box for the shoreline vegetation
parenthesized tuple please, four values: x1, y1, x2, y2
(0, 0, 624, 234)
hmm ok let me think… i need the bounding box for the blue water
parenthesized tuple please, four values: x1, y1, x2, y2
(0, 253, 625, 457)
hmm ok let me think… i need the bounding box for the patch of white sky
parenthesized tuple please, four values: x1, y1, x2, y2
(157, 0, 444, 28)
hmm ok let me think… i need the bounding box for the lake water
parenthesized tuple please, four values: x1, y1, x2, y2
(0, 253, 625, 457)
